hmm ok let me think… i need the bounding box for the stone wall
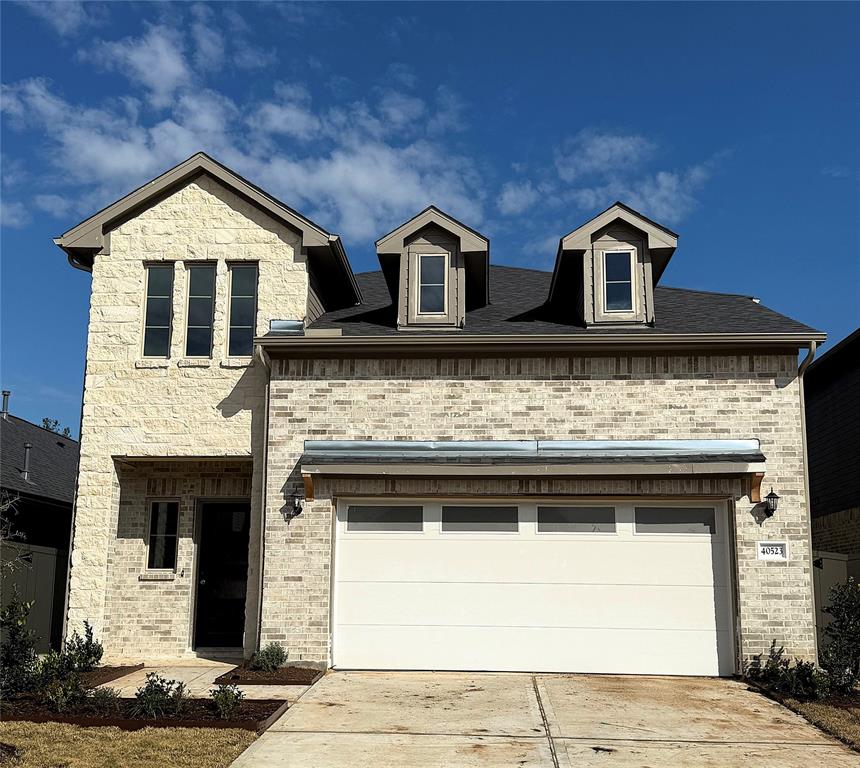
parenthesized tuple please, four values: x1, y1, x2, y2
(69, 176, 306, 658)
(262, 352, 817, 667)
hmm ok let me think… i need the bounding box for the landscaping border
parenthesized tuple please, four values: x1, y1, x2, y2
(214, 665, 324, 686)
(746, 679, 860, 753)
(1, 699, 289, 733)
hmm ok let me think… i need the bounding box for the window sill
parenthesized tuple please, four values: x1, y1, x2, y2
(177, 358, 212, 368)
(138, 571, 176, 582)
(135, 359, 169, 369)
(220, 358, 253, 369)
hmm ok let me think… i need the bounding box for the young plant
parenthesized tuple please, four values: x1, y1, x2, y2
(88, 686, 121, 715)
(821, 578, 860, 694)
(0, 590, 38, 696)
(63, 621, 103, 672)
(131, 673, 187, 718)
(251, 642, 287, 673)
(41, 674, 90, 713)
(210, 684, 244, 719)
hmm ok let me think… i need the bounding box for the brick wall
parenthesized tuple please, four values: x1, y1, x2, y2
(69, 176, 306, 657)
(262, 352, 817, 666)
(813, 507, 860, 555)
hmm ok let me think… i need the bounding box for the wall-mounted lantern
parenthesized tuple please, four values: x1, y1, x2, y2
(282, 489, 304, 522)
(764, 488, 780, 518)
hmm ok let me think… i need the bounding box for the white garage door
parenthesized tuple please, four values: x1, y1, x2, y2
(333, 499, 735, 676)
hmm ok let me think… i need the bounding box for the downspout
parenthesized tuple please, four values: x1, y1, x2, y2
(253, 344, 272, 655)
(798, 341, 818, 662)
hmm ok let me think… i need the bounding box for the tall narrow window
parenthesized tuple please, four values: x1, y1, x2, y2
(147, 501, 179, 569)
(143, 264, 173, 357)
(604, 251, 634, 311)
(228, 264, 258, 357)
(418, 253, 446, 314)
(185, 264, 215, 357)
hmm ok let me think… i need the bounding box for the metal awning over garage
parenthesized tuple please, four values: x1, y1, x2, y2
(300, 439, 767, 500)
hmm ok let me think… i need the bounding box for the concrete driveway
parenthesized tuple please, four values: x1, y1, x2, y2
(231, 672, 858, 767)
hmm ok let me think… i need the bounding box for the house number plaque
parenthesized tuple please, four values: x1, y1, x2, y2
(757, 541, 788, 561)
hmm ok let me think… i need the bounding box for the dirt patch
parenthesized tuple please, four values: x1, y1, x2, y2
(1, 696, 287, 733)
(214, 664, 323, 686)
(81, 664, 144, 688)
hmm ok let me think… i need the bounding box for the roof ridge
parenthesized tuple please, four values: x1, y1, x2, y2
(4, 413, 80, 443)
(656, 285, 754, 299)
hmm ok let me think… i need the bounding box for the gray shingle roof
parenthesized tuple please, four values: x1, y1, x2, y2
(307, 265, 820, 337)
(0, 415, 79, 505)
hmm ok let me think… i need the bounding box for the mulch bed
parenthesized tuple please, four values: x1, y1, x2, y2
(214, 664, 323, 686)
(81, 664, 144, 688)
(1, 696, 288, 733)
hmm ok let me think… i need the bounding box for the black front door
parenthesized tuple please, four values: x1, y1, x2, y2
(194, 501, 250, 648)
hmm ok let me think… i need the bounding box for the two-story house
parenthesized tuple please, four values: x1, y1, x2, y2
(55, 152, 824, 676)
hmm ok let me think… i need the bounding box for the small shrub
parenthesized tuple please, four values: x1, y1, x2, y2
(131, 673, 187, 719)
(820, 578, 860, 695)
(89, 686, 121, 716)
(0, 590, 38, 695)
(251, 642, 287, 673)
(747, 641, 830, 701)
(41, 673, 90, 713)
(63, 621, 103, 672)
(210, 684, 244, 719)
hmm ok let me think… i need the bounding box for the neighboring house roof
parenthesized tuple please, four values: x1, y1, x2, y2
(0, 415, 79, 505)
(303, 265, 822, 338)
(53, 152, 362, 307)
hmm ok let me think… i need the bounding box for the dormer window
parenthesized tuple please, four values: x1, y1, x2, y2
(604, 250, 634, 312)
(418, 253, 447, 315)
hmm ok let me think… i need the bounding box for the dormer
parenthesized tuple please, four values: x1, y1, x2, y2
(376, 207, 489, 330)
(548, 202, 678, 327)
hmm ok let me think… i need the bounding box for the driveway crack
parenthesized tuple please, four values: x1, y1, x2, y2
(532, 676, 560, 768)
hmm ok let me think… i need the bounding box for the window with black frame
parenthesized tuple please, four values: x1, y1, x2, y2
(147, 500, 179, 569)
(185, 264, 216, 357)
(143, 264, 173, 357)
(228, 264, 257, 356)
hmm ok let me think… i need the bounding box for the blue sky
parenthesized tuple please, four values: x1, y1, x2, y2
(1, 1, 858, 436)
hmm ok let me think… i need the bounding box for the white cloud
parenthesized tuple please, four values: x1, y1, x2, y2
(378, 91, 425, 128)
(569, 163, 713, 225)
(20, 1, 100, 36)
(821, 165, 851, 178)
(190, 4, 225, 71)
(33, 194, 74, 218)
(555, 129, 655, 182)
(85, 25, 191, 108)
(0, 200, 30, 229)
(233, 45, 278, 70)
(497, 180, 539, 215)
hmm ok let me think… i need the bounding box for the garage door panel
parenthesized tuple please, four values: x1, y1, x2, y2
(337, 581, 732, 631)
(335, 624, 733, 677)
(338, 538, 728, 587)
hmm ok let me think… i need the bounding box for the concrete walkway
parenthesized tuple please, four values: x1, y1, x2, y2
(104, 662, 309, 702)
(230, 671, 859, 767)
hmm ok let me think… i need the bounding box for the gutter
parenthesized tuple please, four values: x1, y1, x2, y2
(253, 344, 272, 656)
(257, 331, 827, 357)
(797, 341, 819, 664)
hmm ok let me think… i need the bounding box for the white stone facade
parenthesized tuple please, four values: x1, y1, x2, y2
(67, 175, 818, 669)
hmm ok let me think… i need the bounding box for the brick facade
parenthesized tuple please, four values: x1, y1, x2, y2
(812, 507, 860, 556)
(261, 353, 817, 667)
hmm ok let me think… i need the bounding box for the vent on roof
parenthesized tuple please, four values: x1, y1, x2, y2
(269, 320, 304, 336)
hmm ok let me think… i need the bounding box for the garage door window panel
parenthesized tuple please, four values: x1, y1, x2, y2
(346, 505, 423, 532)
(441, 505, 518, 533)
(537, 506, 616, 533)
(634, 507, 716, 535)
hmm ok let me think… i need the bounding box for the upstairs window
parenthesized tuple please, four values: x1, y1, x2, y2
(603, 250, 634, 312)
(227, 264, 258, 357)
(185, 264, 216, 357)
(143, 264, 173, 357)
(417, 253, 447, 314)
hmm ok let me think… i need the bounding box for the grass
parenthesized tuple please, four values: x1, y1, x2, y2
(777, 695, 860, 752)
(0, 721, 256, 768)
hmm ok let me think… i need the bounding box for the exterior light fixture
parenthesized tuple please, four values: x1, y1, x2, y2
(282, 489, 304, 522)
(764, 488, 780, 518)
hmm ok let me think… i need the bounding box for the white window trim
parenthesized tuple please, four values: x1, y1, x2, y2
(184, 262, 217, 359)
(225, 262, 258, 358)
(602, 249, 636, 314)
(344, 503, 425, 535)
(144, 498, 180, 573)
(141, 263, 174, 359)
(416, 252, 449, 316)
(439, 502, 520, 536)
(631, 504, 721, 539)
